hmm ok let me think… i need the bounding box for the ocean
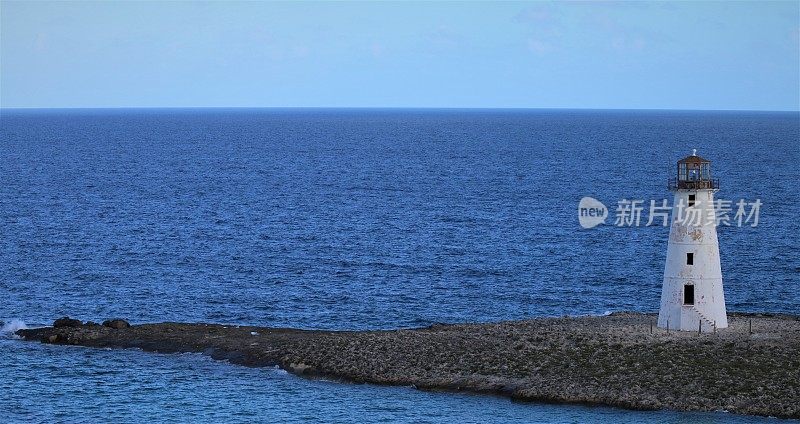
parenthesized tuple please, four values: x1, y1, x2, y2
(1, 109, 798, 423)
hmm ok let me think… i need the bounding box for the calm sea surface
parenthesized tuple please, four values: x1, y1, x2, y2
(1, 109, 798, 423)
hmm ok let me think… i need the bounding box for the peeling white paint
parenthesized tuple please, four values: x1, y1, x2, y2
(658, 189, 728, 332)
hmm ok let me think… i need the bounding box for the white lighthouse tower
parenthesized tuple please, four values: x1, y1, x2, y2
(658, 150, 728, 332)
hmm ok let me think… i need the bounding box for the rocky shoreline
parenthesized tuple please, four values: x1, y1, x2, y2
(15, 312, 800, 419)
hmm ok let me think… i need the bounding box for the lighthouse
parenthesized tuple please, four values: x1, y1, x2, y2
(657, 150, 728, 332)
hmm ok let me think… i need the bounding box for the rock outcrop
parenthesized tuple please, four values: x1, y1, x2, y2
(16, 312, 800, 419)
(102, 319, 130, 329)
(53, 317, 83, 328)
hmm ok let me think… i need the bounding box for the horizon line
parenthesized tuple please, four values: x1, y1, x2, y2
(1, 106, 798, 113)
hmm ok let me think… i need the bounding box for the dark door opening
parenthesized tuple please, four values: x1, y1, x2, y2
(687, 252, 694, 265)
(683, 284, 695, 305)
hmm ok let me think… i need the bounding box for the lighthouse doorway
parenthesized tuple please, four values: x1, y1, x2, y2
(683, 285, 695, 305)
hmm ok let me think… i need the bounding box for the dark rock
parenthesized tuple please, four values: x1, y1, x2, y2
(102, 319, 130, 329)
(14, 313, 800, 419)
(53, 317, 83, 328)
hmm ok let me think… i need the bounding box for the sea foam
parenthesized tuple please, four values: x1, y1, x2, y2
(0, 319, 28, 339)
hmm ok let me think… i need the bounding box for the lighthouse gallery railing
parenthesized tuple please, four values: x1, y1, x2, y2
(668, 178, 720, 191)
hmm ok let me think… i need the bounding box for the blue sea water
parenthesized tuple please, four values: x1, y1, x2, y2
(1, 108, 798, 423)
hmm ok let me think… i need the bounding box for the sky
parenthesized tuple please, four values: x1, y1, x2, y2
(1, 1, 798, 110)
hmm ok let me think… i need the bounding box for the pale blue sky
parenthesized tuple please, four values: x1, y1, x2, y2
(1, 1, 798, 110)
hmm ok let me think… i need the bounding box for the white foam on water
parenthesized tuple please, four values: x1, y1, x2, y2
(0, 319, 28, 339)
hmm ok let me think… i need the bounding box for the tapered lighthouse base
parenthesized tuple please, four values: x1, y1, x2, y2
(657, 187, 728, 333)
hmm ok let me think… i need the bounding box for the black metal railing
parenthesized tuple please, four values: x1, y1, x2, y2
(668, 178, 720, 190)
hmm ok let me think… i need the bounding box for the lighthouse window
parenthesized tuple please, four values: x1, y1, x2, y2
(683, 285, 695, 305)
(688, 194, 696, 207)
(686, 252, 694, 265)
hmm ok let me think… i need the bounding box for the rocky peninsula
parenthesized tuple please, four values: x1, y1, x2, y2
(15, 312, 800, 419)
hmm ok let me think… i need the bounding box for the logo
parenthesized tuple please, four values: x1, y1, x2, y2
(578, 197, 608, 229)
(577, 197, 762, 228)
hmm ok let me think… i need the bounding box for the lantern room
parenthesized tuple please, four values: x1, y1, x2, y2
(669, 149, 720, 190)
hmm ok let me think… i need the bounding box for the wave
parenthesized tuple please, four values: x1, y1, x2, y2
(0, 319, 28, 339)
